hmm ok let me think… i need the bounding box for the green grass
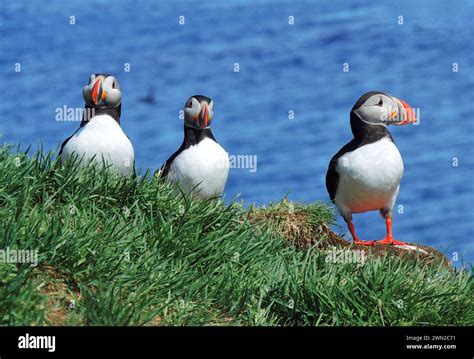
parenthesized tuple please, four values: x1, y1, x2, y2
(0, 143, 473, 326)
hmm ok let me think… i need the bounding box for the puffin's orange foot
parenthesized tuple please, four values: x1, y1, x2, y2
(353, 239, 376, 246)
(376, 237, 408, 245)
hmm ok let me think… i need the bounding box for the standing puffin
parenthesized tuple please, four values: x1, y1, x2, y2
(60, 73, 135, 176)
(326, 91, 416, 245)
(160, 95, 229, 199)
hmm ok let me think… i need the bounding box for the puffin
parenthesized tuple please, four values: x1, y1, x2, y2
(160, 95, 229, 199)
(60, 73, 135, 176)
(326, 91, 416, 246)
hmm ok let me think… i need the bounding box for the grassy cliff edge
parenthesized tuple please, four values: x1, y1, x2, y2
(0, 144, 473, 326)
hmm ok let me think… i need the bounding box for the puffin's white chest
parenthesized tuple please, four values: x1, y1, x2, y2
(168, 138, 230, 198)
(61, 115, 135, 176)
(335, 138, 403, 214)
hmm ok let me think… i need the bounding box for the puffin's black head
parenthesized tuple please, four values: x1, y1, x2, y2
(183, 95, 214, 129)
(350, 91, 416, 131)
(83, 73, 122, 108)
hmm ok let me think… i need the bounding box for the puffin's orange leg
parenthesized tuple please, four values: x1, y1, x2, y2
(376, 217, 408, 245)
(347, 221, 375, 246)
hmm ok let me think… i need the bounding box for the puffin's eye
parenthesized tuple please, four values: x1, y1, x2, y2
(187, 100, 193, 108)
(377, 98, 383, 106)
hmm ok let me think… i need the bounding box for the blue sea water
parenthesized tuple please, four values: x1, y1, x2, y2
(1, 0, 473, 265)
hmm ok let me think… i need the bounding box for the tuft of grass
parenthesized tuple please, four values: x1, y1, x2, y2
(0, 143, 473, 326)
(247, 199, 346, 250)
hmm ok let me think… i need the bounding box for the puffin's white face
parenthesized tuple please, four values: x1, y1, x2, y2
(184, 95, 214, 129)
(83, 74, 122, 108)
(353, 92, 416, 126)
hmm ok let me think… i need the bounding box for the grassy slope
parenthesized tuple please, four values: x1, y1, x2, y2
(0, 144, 473, 326)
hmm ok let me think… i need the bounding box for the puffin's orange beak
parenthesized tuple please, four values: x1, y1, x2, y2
(393, 98, 417, 125)
(91, 79, 102, 105)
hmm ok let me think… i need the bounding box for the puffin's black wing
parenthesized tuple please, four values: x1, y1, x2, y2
(159, 160, 172, 178)
(58, 134, 73, 157)
(325, 140, 358, 203)
(132, 160, 136, 178)
(58, 125, 81, 157)
(159, 148, 182, 178)
(325, 157, 339, 203)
